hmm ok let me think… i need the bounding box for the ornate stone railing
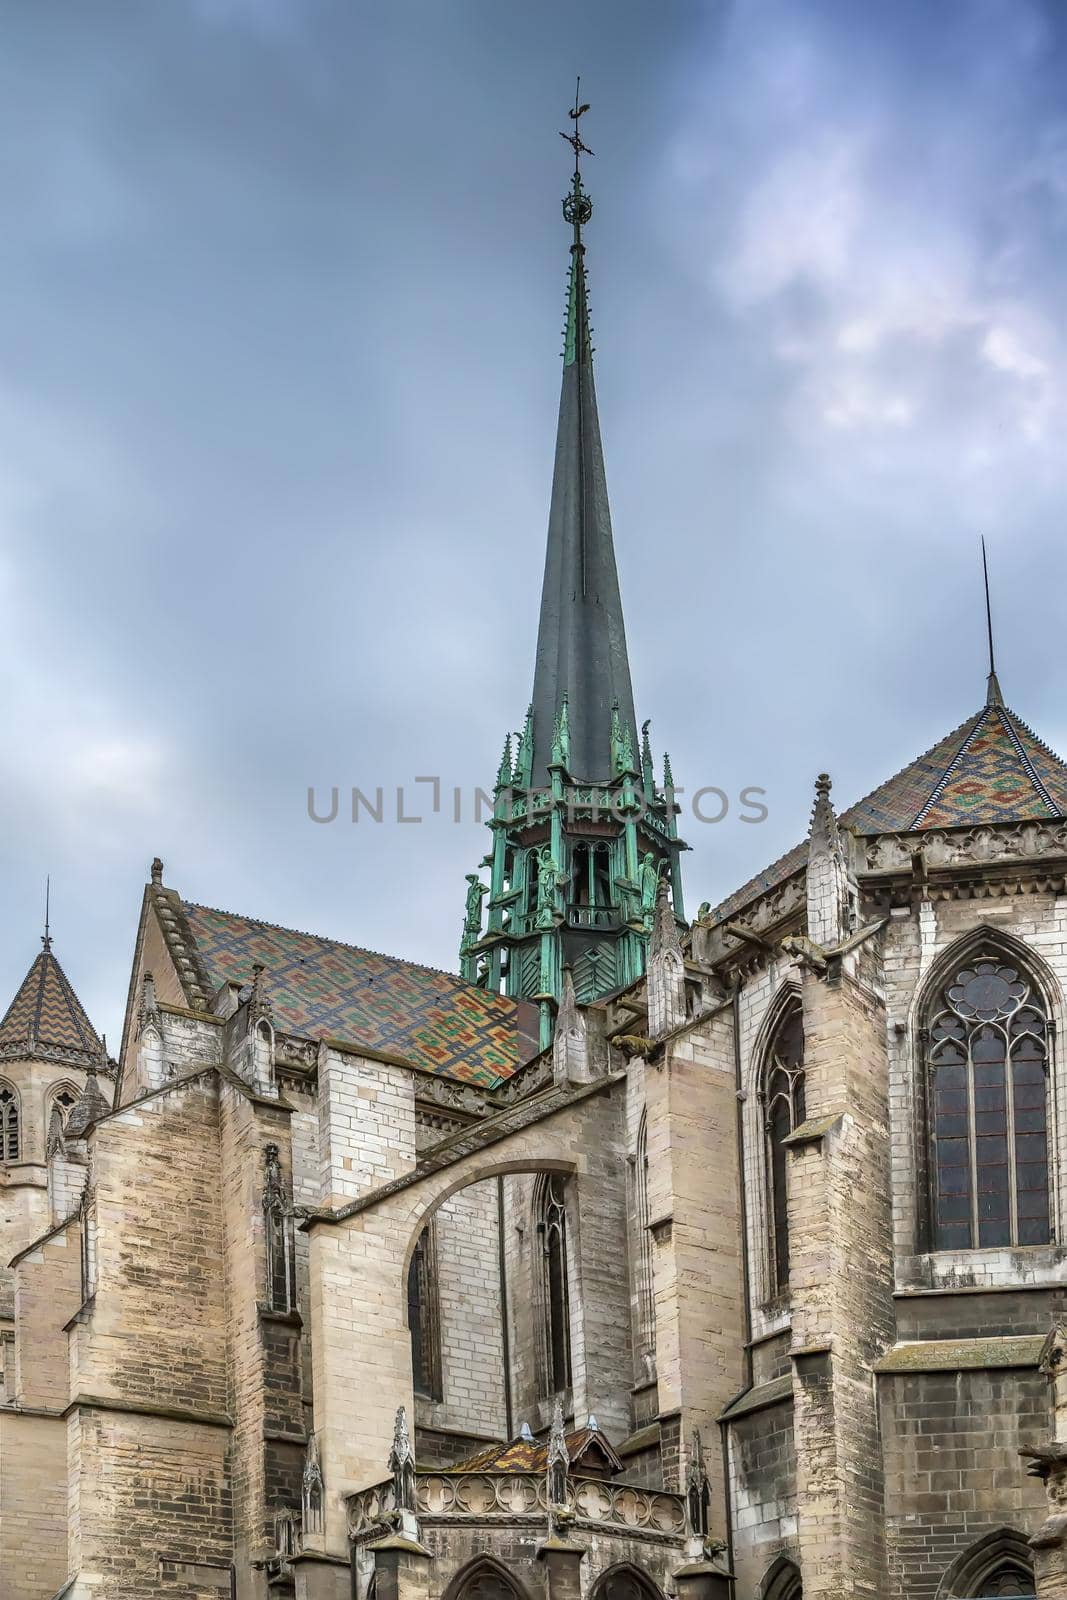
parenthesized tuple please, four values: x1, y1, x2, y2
(347, 1473, 687, 1546)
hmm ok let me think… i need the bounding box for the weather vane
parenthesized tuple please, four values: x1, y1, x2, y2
(560, 78, 593, 166)
(560, 79, 593, 230)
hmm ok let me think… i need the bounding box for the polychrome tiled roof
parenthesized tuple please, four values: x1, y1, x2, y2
(450, 1425, 621, 1474)
(709, 699, 1067, 927)
(0, 944, 101, 1063)
(179, 902, 538, 1087)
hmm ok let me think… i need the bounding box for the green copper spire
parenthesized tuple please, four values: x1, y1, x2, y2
(460, 92, 685, 1036)
(529, 88, 638, 787)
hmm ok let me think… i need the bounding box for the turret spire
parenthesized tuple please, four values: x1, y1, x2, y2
(982, 537, 1004, 707)
(461, 100, 684, 1031)
(529, 90, 638, 785)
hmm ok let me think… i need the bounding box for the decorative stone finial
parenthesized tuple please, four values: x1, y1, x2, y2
(389, 1405, 417, 1517)
(64, 1043, 114, 1139)
(647, 875, 686, 1038)
(150, 857, 164, 887)
(553, 966, 592, 1087)
(302, 1433, 324, 1535)
(546, 1395, 570, 1532)
(519, 1421, 535, 1443)
(686, 1429, 710, 1543)
(806, 771, 857, 950)
(496, 733, 513, 792)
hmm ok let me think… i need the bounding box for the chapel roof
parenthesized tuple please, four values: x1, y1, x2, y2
(0, 940, 101, 1066)
(448, 1424, 622, 1475)
(709, 696, 1067, 928)
(174, 899, 540, 1088)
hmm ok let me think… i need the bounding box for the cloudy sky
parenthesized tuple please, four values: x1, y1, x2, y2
(2, 0, 1067, 1045)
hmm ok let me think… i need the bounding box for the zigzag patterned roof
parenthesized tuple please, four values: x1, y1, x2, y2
(179, 902, 539, 1088)
(0, 943, 101, 1063)
(710, 699, 1067, 927)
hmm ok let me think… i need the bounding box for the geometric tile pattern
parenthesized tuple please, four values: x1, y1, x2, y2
(911, 704, 1063, 828)
(0, 943, 101, 1062)
(181, 902, 539, 1088)
(710, 698, 1067, 927)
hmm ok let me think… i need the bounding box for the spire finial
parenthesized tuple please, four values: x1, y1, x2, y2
(560, 84, 594, 368)
(982, 537, 1004, 706)
(43, 875, 51, 951)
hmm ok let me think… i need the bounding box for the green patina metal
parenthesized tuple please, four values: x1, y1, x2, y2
(459, 100, 685, 1044)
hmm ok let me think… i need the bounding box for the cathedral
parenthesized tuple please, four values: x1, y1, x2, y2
(3, 121, 1067, 1600)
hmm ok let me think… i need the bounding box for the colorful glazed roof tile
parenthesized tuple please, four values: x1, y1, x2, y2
(0, 942, 101, 1065)
(709, 697, 1067, 927)
(178, 901, 539, 1088)
(450, 1425, 622, 1474)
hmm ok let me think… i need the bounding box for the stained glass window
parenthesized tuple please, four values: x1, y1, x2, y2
(927, 953, 1050, 1251)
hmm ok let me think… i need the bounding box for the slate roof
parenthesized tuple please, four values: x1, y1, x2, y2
(449, 1425, 622, 1474)
(709, 699, 1067, 927)
(0, 943, 101, 1064)
(178, 902, 539, 1088)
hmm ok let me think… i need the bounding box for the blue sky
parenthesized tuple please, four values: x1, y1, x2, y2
(2, 0, 1067, 1044)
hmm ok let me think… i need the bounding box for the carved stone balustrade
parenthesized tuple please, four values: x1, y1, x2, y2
(347, 1472, 688, 1548)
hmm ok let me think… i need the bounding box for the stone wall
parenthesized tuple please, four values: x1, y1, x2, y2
(880, 1367, 1048, 1598)
(727, 1395, 798, 1598)
(0, 1410, 69, 1600)
(421, 1178, 507, 1441)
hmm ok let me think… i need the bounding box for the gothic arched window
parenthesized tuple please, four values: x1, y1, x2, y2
(408, 1221, 442, 1401)
(761, 1558, 802, 1600)
(591, 1566, 665, 1600)
(926, 951, 1051, 1251)
(535, 1173, 572, 1396)
(0, 1081, 20, 1163)
(762, 1003, 805, 1293)
(446, 1557, 526, 1600)
(943, 1526, 1035, 1597)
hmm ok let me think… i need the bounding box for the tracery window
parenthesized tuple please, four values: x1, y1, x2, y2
(535, 1173, 572, 1396)
(0, 1081, 20, 1163)
(975, 1571, 1035, 1598)
(926, 952, 1051, 1251)
(762, 1003, 805, 1293)
(408, 1220, 442, 1401)
(48, 1085, 77, 1128)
